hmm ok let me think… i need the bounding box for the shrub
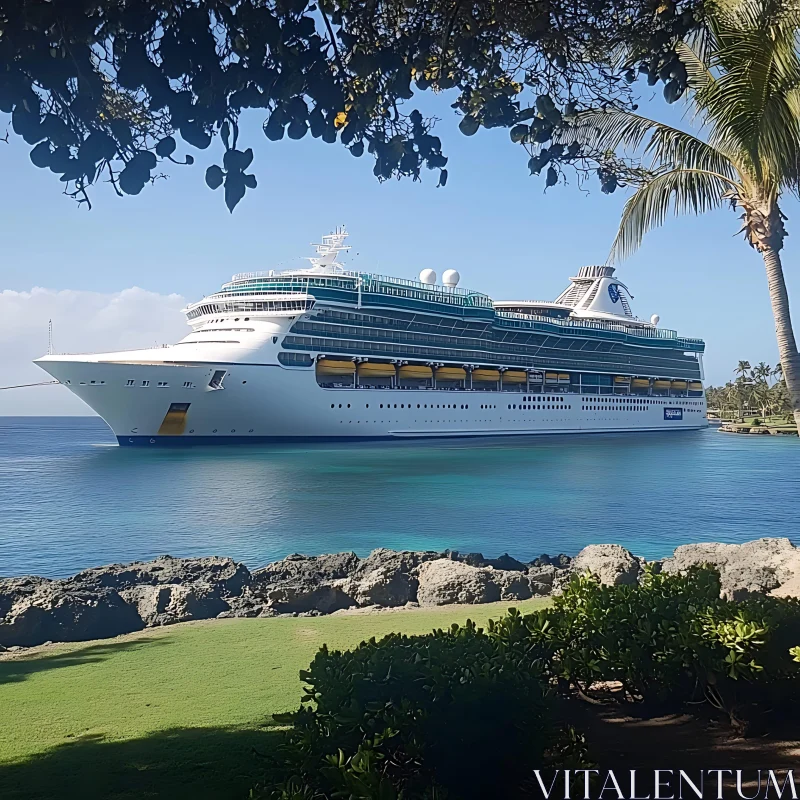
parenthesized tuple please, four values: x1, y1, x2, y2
(270, 621, 552, 799)
(488, 566, 800, 714)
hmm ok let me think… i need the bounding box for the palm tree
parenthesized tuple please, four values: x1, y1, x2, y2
(753, 361, 772, 384)
(566, 0, 800, 431)
(735, 360, 752, 383)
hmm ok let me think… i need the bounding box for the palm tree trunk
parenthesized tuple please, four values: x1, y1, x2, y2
(761, 247, 800, 432)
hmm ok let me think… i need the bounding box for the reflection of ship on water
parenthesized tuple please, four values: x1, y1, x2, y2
(36, 228, 707, 445)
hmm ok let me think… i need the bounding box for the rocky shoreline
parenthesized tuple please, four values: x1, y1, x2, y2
(2, 538, 799, 650)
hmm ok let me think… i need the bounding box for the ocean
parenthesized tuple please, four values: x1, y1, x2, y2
(1, 416, 797, 579)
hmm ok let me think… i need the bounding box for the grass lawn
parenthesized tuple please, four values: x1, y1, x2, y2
(0, 599, 547, 799)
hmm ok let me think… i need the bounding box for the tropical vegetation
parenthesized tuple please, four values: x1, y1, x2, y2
(268, 567, 800, 799)
(2, 0, 700, 209)
(547, 0, 800, 431)
(706, 360, 792, 420)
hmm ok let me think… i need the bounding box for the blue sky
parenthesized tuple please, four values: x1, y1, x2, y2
(1, 86, 797, 414)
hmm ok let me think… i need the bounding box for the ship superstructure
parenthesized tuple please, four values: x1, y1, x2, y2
(36, 228, 707, 445)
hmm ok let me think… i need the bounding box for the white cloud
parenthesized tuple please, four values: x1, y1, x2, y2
(0, 287, 187, 415)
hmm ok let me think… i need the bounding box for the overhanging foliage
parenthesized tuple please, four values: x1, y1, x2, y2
(2, 0, 701, 209)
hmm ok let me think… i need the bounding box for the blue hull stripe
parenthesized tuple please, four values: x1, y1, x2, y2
(117, 428, 702, 447)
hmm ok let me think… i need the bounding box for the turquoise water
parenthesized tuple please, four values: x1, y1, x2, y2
(1, 417, 798, 578)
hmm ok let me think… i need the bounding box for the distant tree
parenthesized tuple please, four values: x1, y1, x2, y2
(753, 362, 772, 385)
(735, 360, 752, 382)
(1, 0, 701, 210)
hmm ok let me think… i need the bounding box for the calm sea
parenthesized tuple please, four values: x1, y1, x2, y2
(1, 416, 797, 578)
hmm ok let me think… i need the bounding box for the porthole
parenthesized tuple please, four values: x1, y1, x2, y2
(339, 404, 342, 408)
(331, 404, 335, 408)
(347, 404, 351, 408)
(249, 428, 254, 433)
(212, 429, 217, 433)
(242, 380, 247, 384)
(231, 429, 236, 433)
(380, 404, 384, 409)
(189, 429, 194, 433)
(366, 404, 369, 408)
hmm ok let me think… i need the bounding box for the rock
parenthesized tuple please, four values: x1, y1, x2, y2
(251, 552, 361, 613)
(486, 553, 527, 572)
(68, 555, 251, 597)
(0, 584, 144, 648)
(417, 559, 501, 606)
(530, 554, 572, 569)
(0, 576, 54, 619)
(266, 584, 354, 614)
(570, 544, 644, 586)
(252, 552, 360, 587)
(662, 538, 800, 600)
(120, 583, 229, 626)
(496, 572, 533, 601)
(772, 573, 800, 599)
(343, 549, 440, 607)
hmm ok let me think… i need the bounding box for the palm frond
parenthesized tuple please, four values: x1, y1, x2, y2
(565, 109, 737, 178)
(610, 168, 734, 262)
(675, 41, 715, 95)
(698, 0, 800, 188)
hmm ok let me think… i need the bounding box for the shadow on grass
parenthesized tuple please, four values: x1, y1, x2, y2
(0, 638, 172, 685)
(0, 724, 285, 800)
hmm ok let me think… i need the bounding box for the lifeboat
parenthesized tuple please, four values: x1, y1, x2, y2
(671, 380, 688, 390)
(653, 379, 671, 389)
(435, 367, 467, 381)
(501, 370, 526, 384)
(614, 375, 631, 384)
(357, 362, 396, 378)
(545, 372, 559, 383)
(472, 368, 500, 382)
(631, 378, 650, 388)
(398, 364, 433, 380)
(316, 359, 355, 376)
(558, 373, 570, 383)
(689, 381, 703, 391)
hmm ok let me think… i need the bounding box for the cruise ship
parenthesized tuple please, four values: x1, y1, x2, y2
(35, 229, 707, 445)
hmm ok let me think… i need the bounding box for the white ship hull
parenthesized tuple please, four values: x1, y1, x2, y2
(36, 357, 707, 446)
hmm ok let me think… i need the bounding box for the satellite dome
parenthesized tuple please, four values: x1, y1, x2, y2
(650, 313, 660, 327)
(442, 269, 461, 288)
(419, 269, 436, 285)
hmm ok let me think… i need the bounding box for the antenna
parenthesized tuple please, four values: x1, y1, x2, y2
(47, 319, 53, 355)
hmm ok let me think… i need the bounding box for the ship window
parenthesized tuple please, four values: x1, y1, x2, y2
(126, 379, 135, 386)
(141, 380, 150, 387)
(208, 370, 227, 390)
(157, 381, 168, 387)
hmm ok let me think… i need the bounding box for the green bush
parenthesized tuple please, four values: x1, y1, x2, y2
(264, 568, 800, 798)
(488, 566, 800, 713)
(270, 621, 552, 800)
